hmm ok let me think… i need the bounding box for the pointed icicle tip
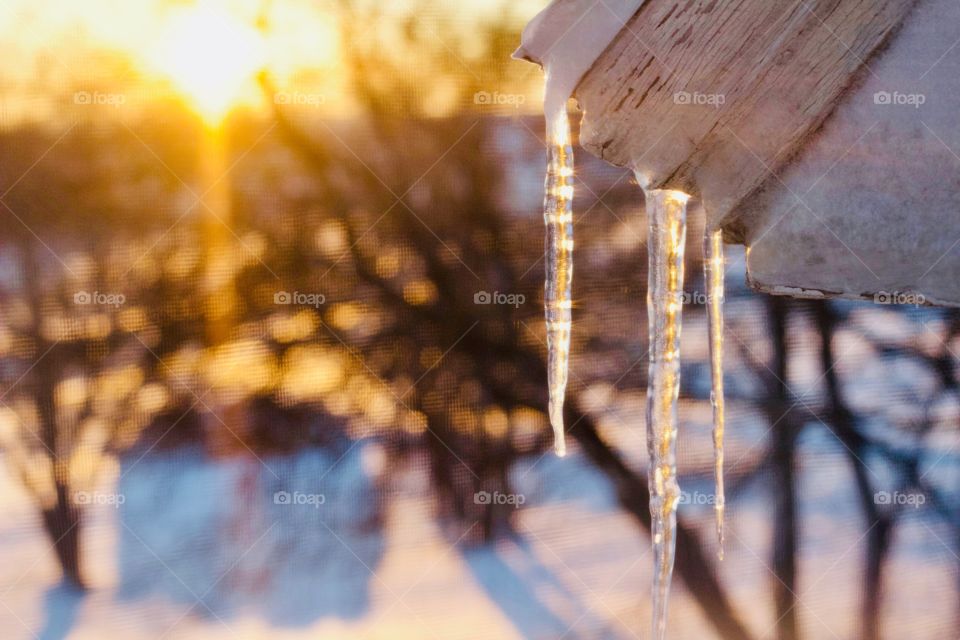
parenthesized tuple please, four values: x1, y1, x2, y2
(549, 402, 567, 457)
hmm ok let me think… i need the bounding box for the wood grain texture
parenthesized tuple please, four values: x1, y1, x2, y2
(733, 0, 960, 307)
(574, 0, 918, 226)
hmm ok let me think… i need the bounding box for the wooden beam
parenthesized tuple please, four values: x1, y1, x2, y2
(574, 0, 918, 226)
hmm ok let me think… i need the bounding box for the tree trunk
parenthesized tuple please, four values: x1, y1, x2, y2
(25, 242, 85, 588)
(769, 298, 799, 640)
(40, 483, 84, 588)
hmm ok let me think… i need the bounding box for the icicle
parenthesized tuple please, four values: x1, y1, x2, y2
(516, 0, 647, 459)
(644, 187, 689, 640)
(704, 228, 727, 559)
(543, 108, 574, 458)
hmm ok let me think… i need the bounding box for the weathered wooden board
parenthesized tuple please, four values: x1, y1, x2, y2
(572, 0, 960, 306)
(733, 0, 960, 306)
(575, 0, 917, 226)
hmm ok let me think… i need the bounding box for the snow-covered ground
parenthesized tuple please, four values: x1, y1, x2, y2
(1, 420, 957, 639)
(2, 444, 663, 640)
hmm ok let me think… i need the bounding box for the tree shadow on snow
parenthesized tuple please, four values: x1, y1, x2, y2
(462, 535, 622, 639)
(37, 581, 86, 640)
(114, 439, 385, 628)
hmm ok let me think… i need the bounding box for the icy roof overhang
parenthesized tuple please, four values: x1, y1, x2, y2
(519, 0, 960, 306)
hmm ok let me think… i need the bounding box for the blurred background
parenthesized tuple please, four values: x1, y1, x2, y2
(0, 1, 958, 638)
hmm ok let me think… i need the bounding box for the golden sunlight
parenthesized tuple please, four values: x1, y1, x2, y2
(149, 4, 265, 123)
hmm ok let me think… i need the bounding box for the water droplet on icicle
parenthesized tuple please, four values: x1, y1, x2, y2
(544, 109, 574, 458)
(704, 228, 727, 560)
(644, 187, 689, 640)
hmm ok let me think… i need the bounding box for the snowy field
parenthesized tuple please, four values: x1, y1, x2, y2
(1, 422, 956, 639)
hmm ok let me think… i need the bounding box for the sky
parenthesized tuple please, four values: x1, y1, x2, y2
(0, 0, 547, 124)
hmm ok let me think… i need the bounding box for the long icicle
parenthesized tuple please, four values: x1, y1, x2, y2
(704, 228, 727, 559)
(644, 187, 689, 640)
(543, 109, 574, 458)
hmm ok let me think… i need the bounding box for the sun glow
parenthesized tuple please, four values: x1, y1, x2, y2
(149, 4, 265, 123)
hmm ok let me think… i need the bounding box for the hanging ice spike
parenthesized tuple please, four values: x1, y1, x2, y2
(644, 187, 689, 640)
(543, 109, 574, 458)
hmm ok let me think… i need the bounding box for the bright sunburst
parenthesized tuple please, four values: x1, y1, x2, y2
(149, 4, 265, 123)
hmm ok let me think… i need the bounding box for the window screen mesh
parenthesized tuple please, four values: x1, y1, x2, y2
(0, 2, 958, 639)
